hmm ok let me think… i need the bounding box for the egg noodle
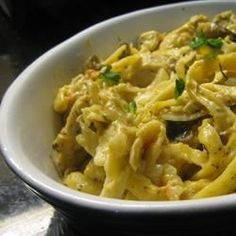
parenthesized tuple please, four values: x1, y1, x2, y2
(52, 12, 236, 200)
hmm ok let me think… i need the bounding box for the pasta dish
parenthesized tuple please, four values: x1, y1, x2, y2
(52, 11, 236, 200)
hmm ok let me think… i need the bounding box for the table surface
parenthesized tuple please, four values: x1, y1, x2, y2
(0, 1, 235, 235)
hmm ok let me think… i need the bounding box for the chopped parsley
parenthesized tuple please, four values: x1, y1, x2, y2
(128, 101, 137, 114)
(190, 31, 207, 49)
(190, 32, 223, 49)
(175, 78, 185, 99)
(99, 65, 121, 85)
(207, 38, 223, 48)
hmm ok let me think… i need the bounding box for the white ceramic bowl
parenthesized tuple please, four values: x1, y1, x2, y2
(1, 1, 236, 234)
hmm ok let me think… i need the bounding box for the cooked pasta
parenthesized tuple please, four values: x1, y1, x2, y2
(52, 11, 236, 200)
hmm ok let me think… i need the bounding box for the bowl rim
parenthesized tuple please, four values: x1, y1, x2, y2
(1, 0, 236, 215)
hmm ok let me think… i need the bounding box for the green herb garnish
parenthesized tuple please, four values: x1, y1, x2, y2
(100, 65, 121, 85)
(128, 101, 137, 114)
(219, 63, 228, 80)
(175, 78, 185, 99)
(190, 31, 207, 49)
(190, 32, 223, 49)
(207, 38, 223, 48)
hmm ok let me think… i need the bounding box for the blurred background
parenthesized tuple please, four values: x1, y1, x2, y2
(0, 0, 203, 235)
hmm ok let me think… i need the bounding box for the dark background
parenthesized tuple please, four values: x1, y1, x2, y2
(1, 0, 182, 69)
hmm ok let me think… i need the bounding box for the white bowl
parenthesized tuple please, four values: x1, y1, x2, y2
(1, 1, 236, 233)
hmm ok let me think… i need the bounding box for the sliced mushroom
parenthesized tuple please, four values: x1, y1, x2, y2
(210, 23, 236, 42)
